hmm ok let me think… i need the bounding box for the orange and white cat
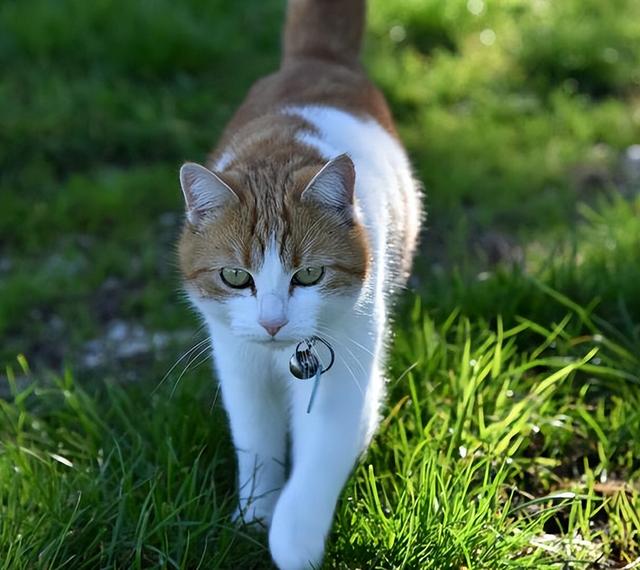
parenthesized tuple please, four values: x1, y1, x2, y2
(178, 1, 422, 568)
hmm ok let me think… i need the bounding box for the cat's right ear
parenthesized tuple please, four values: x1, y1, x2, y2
(179, 162, 239, 225)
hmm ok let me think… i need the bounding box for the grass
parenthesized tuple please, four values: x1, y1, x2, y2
(1, 0, 639, 567)
(3, 301, 639, 568)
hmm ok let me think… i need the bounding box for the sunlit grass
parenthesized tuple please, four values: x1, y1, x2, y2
(2, 291, 639, 567)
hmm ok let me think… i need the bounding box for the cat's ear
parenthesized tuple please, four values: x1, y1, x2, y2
(179, 162, 239, 224)
(301, 154, 355, 211)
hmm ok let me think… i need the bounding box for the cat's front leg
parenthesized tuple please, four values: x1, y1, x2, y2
(269, 349, 381, 570)
(212, 332, 288, 527)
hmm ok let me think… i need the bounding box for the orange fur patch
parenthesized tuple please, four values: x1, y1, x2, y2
(179, 130, 369, 300)
(179, 0, 404, 298)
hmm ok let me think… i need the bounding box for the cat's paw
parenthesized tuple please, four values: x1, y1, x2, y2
(268, 491, 327, 570)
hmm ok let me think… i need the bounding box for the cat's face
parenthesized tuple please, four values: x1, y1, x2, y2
(178, 155, 369, 343)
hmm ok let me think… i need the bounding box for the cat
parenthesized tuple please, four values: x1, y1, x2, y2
(177, 0, 422, 568)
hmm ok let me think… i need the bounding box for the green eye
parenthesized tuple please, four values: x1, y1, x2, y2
(292, 266, 325, 287)
(220, 268, 253, 289)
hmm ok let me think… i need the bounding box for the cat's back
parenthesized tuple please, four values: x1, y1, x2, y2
(218, 59, 396, 146)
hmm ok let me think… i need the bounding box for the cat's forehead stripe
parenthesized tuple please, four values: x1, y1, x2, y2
(255, 238, 287, 291)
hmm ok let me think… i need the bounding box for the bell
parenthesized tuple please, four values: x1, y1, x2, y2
(289, 336, 335, 383)
(289, 348, 319, 380)
(289, 353, 308, 379)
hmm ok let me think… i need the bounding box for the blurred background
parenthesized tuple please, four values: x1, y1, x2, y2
(1, 0, 639, 374)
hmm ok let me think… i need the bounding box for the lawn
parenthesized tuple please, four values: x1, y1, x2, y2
(1, 0, 640, 568)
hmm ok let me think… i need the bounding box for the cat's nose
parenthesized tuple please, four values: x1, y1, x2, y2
(259, 293, 288, 337)
(260, 318, 288, 337)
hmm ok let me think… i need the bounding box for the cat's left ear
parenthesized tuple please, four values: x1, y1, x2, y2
(301, 154, 355, 211)
(179, 162, 239, 224)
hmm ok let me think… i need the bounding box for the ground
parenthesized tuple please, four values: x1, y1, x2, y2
(1, 0, 639, 568)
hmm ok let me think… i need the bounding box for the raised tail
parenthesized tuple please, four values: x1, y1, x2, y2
(282, 0, 365, 68)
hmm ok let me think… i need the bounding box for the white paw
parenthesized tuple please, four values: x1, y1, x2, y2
(268, 491, 328, 570)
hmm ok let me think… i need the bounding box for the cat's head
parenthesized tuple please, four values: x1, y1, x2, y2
(178, 154, 370, 343)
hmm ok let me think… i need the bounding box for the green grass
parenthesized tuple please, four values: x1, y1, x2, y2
(1, 0, 640, 567)
(3, 301, 639, 568)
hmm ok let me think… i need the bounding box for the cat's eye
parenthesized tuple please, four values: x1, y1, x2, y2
(220, 268, 253, 289)
(292, 266, 325, 287)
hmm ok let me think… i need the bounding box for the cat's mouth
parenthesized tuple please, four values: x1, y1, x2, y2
(251, 336, 298, 346)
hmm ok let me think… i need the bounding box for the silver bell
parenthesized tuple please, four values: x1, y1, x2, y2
(289, 347, 319, 380)
(289, 336, 335, 381)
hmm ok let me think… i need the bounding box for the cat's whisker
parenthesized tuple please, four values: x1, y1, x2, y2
(340, 332, 376, 358)
(169, 342, 212, 399)
(316, 324, 375, 360)
(333, 336, 368, 378)
(154, 336, 210, 395)
(314, 326, 365, 397)
(334, 350, 364, 397)
(315, 326, 365, 375)
(344, 356, 365, 397)
(173, 342, 210, 384)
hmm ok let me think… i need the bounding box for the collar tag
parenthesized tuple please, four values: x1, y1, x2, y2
(288, 336, 335, 414)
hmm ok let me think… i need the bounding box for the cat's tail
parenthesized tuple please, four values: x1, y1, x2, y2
(282, 0, 365, 68)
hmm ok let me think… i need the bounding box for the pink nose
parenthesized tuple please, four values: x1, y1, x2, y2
(260, 319, 288, 337)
